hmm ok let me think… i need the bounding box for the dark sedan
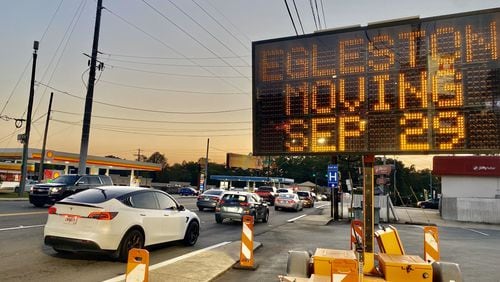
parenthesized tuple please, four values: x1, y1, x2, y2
(196, 189, 224, 211)
(179, 187, 199, 196)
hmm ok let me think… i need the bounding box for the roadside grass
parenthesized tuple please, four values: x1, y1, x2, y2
(0, 192, 29, 198)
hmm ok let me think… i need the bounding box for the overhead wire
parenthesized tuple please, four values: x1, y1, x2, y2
(105, 63, 248, 79)
(165, 0, 250, 69)
(309, 0, 319, 31)
(98, 80, 248, 95)
(202, 0, 253, 44)
(314, 0, 322, 30)
(33, 0, 87, 118)
(191, 0, 250, 52)
(97, 56, 249, 68)
(52, 110, 251, 124)
(141, 0, 251, 81)
(37, 82, 250, 113)
(292, 0, 305, 34)
(52, 119, 250, 137)
(103, 6, 249, 94)
(283, 0, 299, 36)
(320, 0, 327, 28)
(99, 51, 249, 60)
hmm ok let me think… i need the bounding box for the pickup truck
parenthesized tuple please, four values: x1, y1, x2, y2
(256, 186, 277, 206)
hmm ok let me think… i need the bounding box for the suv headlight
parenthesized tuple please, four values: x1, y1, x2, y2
(50, 187, 62, 193)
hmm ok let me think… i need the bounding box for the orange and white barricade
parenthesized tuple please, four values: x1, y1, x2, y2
(424, 226, 440, 263)
(350, 219, 363, 251)
(126, 248, 149, 282)
(234, 215, 258, 269)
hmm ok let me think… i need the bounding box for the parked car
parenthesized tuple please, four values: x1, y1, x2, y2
(15, 179, 39, 193)
(215, 191, 269, 224)
(417, 198, 440, 209)
(44, 186, 200, 261)
(274, 193, 303, 212)
(179, 187, 199, 196)
(255, 186, 277, 206)
(196, 189, 224, 211)
(29, 174, 113, 207)
(297, 191, 315, 208)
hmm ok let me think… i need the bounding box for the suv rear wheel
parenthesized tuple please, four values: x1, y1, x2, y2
(117, 229, 144, 262)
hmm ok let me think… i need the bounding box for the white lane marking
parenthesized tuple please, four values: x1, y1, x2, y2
(102, 241, 232, 282)
(287, 214, 307, 222)
(315, 204, 328, 209)
(0, 211, 47, 217)
(463, 228, 489, 236)
(0, 224, 45, 232)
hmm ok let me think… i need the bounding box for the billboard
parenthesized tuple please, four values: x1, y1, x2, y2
(226, 153, 263, 170)
(253, 9, 500, 155)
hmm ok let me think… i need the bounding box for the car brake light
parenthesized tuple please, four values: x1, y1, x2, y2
(197, 196, 203, 200)
(211, 197, 219, 201)
(88, 211, 118, 220)
(219, 200, 225, 205)
(48, 206, 57, 214)
(240, 202, 250, 207)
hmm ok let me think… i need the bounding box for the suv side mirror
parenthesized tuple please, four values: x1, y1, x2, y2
(178, 205, 185, 211)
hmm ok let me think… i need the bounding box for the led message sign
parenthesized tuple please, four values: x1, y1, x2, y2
(253, 9, 500, 155)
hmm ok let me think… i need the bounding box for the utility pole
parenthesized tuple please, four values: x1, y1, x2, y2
(38, 92, 53, 181)
(203, 138, 209, 192)
(19, 41, 39, 197)
(78, 0, 103, 174)
(134, 148, 142, 161)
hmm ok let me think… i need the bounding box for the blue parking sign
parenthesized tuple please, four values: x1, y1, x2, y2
(327, 164, 338, 188)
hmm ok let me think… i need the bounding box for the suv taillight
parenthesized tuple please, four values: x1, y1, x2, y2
(48, 206, 57, 214)
(88, 211, 118, 220)
(240, 202, 250, 207)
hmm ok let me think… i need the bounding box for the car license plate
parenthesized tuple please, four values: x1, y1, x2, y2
(64, 215, 78, 224)
(226, 207, 238, 212)
(204, 197, 210, 200)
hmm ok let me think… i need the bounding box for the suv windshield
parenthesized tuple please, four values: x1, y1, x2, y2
(51, 175, 80, 185)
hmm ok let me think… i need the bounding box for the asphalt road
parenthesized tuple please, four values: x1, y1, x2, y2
(0, 196, 323, 282)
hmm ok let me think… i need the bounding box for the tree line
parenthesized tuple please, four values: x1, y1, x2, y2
(139, 152, 439, 205)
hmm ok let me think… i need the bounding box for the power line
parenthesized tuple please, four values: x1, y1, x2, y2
(52, 110, 251, 124)
(309, 0, 319, 31)
(100, 50, 249, 60)
(52, 119, 250, 137)
(320, 0, 327, 28)
(98, 80, 248, 95)
(283, 0, 299, 36)
(103, 5, 248, 94)
(106, 63, 248, 79)
(314, 0, 322, 30)
(38, 79, 248, 98)
(98, 56, 249, 67)
(191, 0, 250, 52)
(33, 0, 87, 119)
(165, 0, 251, 70)
(37, 82, 250, 113)
(51, 118, 250, 132)
(292, 0, 305, 34)
(202, 1, 253, 44)
(141, 0, 250, 81)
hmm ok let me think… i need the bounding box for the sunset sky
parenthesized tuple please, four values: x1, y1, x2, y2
(1, 0, 498, 169)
